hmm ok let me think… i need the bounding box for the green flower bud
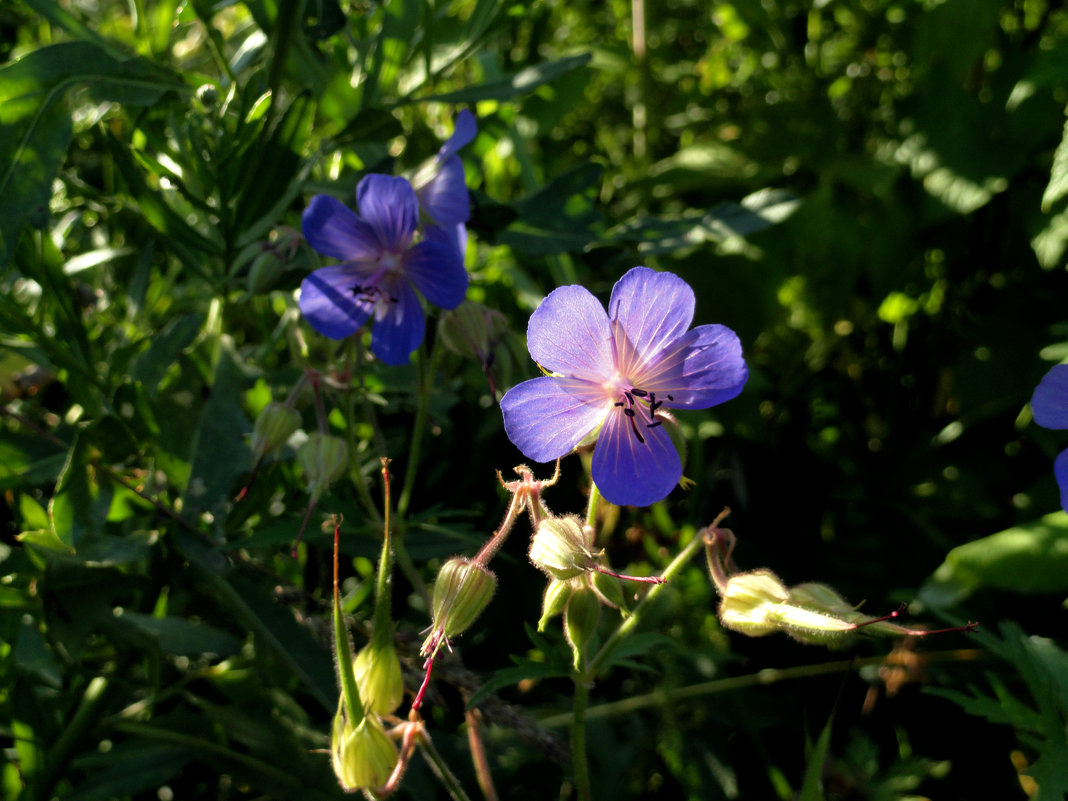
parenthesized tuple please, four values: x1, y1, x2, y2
(529, 515, 602, 581)
(421, 558, 497, 655)
(331, 701, 398, 792)
(437, 300, 509, 362)
(250, 401, 301, 463)
(590, 569, 627, 611)
(717, 569, 790, 637)
(564, 586, 601, 667)
(297, 432, 348, 502)
(354, 639, 404, 717)
(538, 577, 577, 632)
(247, 249, 285, 295)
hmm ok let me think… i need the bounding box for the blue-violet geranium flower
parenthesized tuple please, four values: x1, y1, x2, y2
(500, 266, 748, 506)
(300, 174, 468, 366)
(1030, 363, 1068, 511)
(415, 109, 477, 228)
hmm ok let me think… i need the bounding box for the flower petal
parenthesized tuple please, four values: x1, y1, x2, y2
(418, 156, 470, 226)
(591, 409, 681, 507)
(527, 285, 614, 382)
(438, 109, 477, 161)
(369, 279, 425, 365)
(302, 195, 381, 261)
(634, 323, 748, 409)
(299, 265, 373, 339)
(405, 230, 468, 310)
(355, 174, 418, 253)
(501, 377, 608, 463)
(1054, 449, 1068, 513)
(1031, 364, 1068, 430)
(608, 267, 695, 376)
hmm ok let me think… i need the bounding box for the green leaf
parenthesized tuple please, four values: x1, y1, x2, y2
(0, 41, 186, 267)
(48, 431, 94, 548)
(114, 611, 243, 657)
(63, 742, 191, 801)
(798, 711, 834, 801)
(407, 53, 592, 105)
(130, 313, 205, 393)
(183, 345, 252, 513)
(1042, 109, 1068, 212)
(919, 512, 1068, 608)
(465, 661, 570, 710)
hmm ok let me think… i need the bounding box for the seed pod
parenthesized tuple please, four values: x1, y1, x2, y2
(250, 402, 301, 463)
(421, 558, 497, 655)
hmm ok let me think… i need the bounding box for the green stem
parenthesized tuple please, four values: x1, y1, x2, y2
(371, 461, 394, 645)
(539, 648, 987, 728)
(333, 520, 364, 722)
(398, 345, 434, 519)
(589, 528, 706, 677)
(570, 677, 593, 801)
(585, 483, 601, 530)
(417, 731, 475, 801)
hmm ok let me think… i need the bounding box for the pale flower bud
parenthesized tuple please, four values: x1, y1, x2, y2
(564, 585, 601, 666)
(330, 702, 398, 791)
(297, 432, 348, 502)
(421, 557, 497, 655)
(529, 515, 602, 581)
(717, 569, 790, 637)
(354, 639, 404, 717)
(250, 402, 301, 463)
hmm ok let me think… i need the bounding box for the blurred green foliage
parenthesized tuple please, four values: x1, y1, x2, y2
(3, 0, 1068, 799)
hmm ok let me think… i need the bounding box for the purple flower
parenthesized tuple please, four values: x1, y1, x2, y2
(1030, 363, 1068, 511)
(500, 267, 748, 506)
(416, 109, 477, 228)
(299, 174, 468, 365)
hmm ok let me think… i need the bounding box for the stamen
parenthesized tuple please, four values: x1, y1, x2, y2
(647, 420, 662, 429)
(630, 388, 648, 397)
(628, 414, 646, 444)
(623, 408, 635, 418)
(614, 401, 624, 407)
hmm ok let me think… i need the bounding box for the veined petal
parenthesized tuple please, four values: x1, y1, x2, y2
(303, 195, 381, 262)
(405, 231, 468, 310)
(369, 279, 424, 365)
(438, 109, 477, 162)
(527, 285, 614, 382)
(635, 324, 748, 409)
(1054, 449, 1068, 512)
(591, 409, 681, 507)
(418, 156, 470, 226)
(356, 174, 418, 253)
(608, 267, 695, 376)
(299, 265, 373, 339)
(501, 377, 608, 463)
(1031, 364, 1068, 430)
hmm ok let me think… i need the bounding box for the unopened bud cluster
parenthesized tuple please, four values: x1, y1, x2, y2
(331, 701, 398, 792)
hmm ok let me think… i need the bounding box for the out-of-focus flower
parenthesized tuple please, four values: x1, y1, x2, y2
(500, 267, 748, 506)
(1030, 364, 1068, 511)
(299, 174, 468, 365)
(415, 109, 477, 228)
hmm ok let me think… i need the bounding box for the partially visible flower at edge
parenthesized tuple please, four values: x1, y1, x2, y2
(299, 174, 468, 366)
(1030, 363, 1068, 511)
(500, 266, 748, 507)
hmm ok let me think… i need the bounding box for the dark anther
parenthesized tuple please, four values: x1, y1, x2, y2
(623, 408, 636, 418)
(647, 420, 663, 429)
(630, 388, 648, 397)
(614, 401, 625, 407)
(650, 400, 663, 412)
(624, 391, 634, 404)
(628, 415, 646, 444)
(666, 394, 674, 401)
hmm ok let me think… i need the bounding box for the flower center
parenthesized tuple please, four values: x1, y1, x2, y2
(612, 384, 673, 444)
(351, 255, 404, 305)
